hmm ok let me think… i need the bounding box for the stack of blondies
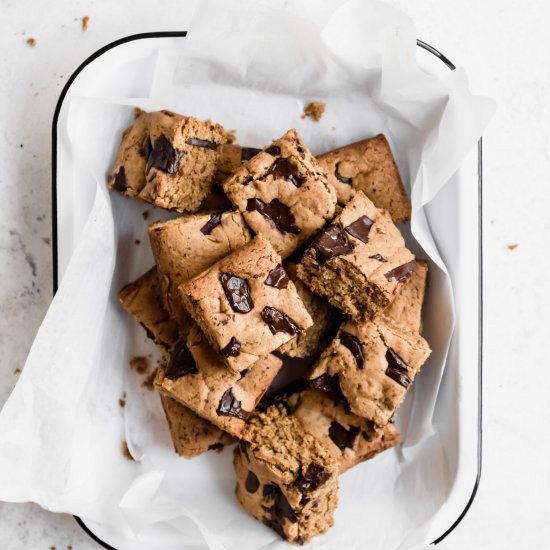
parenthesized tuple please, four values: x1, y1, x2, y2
(114, 109, 431, 545)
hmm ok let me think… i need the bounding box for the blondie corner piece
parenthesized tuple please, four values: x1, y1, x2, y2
(179, 236, 313, 372)
(156, 324, 282, 437)
(108, 110, 228, 213)
(317, 134, 411, 223)
(222, 129, 337, 258)
(235, 405, 339, 545)
(288, 388, 400, 473)
(297, 191, 416, 322)
(308, 317, 431, 426)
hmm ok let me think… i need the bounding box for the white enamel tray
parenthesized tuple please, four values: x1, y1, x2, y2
(52, 32, 482, 550)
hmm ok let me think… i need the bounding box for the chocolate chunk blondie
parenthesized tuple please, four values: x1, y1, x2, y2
(108, 110, 228, 212)
(308, 317, 431, 426)
(235, 405, 338, 544)
(179, 236, 313, 372)
(316, 135, 411, 223)
(297, 191, 416, 321)
(222, 129, 337, 258)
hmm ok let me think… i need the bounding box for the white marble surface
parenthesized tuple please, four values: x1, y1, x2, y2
(1, 0, 548, 549)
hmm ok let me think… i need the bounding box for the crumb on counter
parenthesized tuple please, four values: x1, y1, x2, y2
(508, 243, 518, 251)
(142, 210, 149, 220)
(130, 356, 148, 374)
(134, 239, 141, 245)
(14, 368, 21, 375)
(122, 441, 134, 461)
(81, 16, 90, 32)
(301, 101, 326, 122)
(26, 37, 36, 47)
(142, 367, 158, 391)
(119, 397, 126, 408)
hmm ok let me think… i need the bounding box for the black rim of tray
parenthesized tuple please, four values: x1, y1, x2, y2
(51, 31, 482, 550)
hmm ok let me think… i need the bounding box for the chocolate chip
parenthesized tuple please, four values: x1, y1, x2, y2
(335, 162, 352, 184)
(261, 306, 302, 336)
(384, 260, 417, 283)
(246, 198, 300, 235)
(269, 158, 306, 187)
(139, 322, 155, 342)
(221, 336, 241, 357)
(369, 254, 387, 262)
(262, 484, 299, 540)
(186, 137, 218, 150)
(309, 373, 344, 403)
(328, 421, 360, 451)
(344, 215, 374, 243)
(264, 264, 290, 289)
(242, 176, 254, 186)
(311, 223, 355, 264)
(165, 340, 198, 379)
(139, 137, 152, 158)
(146, 135, 184, 174)
(199, 184, 234, 212)
(245, 471, 260, 493)
(216, 388, 250, 420)
(219, 272, 254, 313)
(238, 368, 248, 379)
(200, 212, 222, 235)
(385, 348, 411, 388)
(265, 144, 281, 156)
(340, 331, 364, 369)
(361, 430, 373, 442)
(296, 463, 331, 492)
(241, 147, 262, 161)
(112, 167, 127, 192)
(296, 536, 305, 545)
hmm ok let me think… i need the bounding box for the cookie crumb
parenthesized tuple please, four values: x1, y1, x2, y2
(26, 37, 36, 47)
(50, 546, 57, 550)
(507, 243, 518, 251)
(122, 441, 134, 461)
(134, 239, 141, 245)
(119, 398, 126, 408)
(68, 546, 73, 550)
(225, 129, 237, 144)
(134, 107, 144, 120)
(14, 368, 21, 375)
(142, 210, 149, 220)
(130, 356, 148, 374)
(301, 101, 326, 122)
(81, 16, 90, 32)
(142, 367, 158, 391)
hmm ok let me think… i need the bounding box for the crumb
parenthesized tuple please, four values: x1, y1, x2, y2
(130, 356, 148, 374)
(508, 243, 518, 251)
(122, 441, 134, 461)
(142, 367, 158, 391)
(20, 144, 23, 148)
(50, 546, 57, 550)
(119, 398, 126, 408)
(225, 129, 237, 144)
(68, 546, 73, 550)
(81, 16, 90, 32)
(301, 101, 326, 122)
(134, 239, 141, 245)
(142, 211, 149, 220)
(26, 37, 36, 47)
(14, 368, 21, 375)
(134, 107, 144, 119)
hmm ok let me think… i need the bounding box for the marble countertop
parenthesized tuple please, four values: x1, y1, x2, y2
(1, 0, 547, 548)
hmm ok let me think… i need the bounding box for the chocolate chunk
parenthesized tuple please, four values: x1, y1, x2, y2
(200, 212, 222, 235)
(369, 254, 387, 262)
(186, 137, 218, 150)
(241, 147, 262, 161)
(269, 158, 306, 187)
(208, 443, 224, 451)
(221, 336, 241, 357)
(238, 368, 249, 379)
(261, 306, 302, 335)
(246, 198, 300, 235)
(264, 264, 290, 289)
(384, 260, 417, 283)
(242, 176, 254, 186)
(139, 322, 155, 342)
(165, 340, 198, 379)
(311, 223, 355, 264)
(309, 373, 344, 403)
(262, 484, 299, 540)
(335, 162, 352, 184)
(216, 388, 250, 420)
(296, 536, 305, 545)
(112, 167, 127, 192)
(340, 332, 364, 369)
(385, 348, 411, 388)
(219, 272, 254, 314)
(265, 144, 281, 156)
(296, 463, 331, 492)
(139, 137, 152, 158)
(328, 421, 360, 451)
(361, 430, 373, 442)
(344, 215, 374, 243)
(199, 184, 234, 212)
(245, 471, 260, 493)
(146, 135, 184, 174)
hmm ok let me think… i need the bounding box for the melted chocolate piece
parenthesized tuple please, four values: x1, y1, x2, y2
(200, 212, 222, 235)
(261, 306, 302, 335)
(264, 264, 290, 289)
(311, 223, 355, 264)
(139, 322, 155, 342)
(245, 471, 260, 493)
(295, 463, 331, 492)
(340, 332, 364, 369)
(221, 336, 241, 357)
(216, 388, 250, 420)
(384, 260, 417, 283)
(146, 135, 184, 174)
(269, 158, 306, 187)
(361, 430, 373, 442)
(112, 166, 127, 192)
(369, 254, 387, 262)
(262, 483, 299, 540)
(199, 184, 234, 212)
(265, 144, 281, 156)
(246, 198, 300, 235)
(219, 272, 254, 313)
(328, 421, 360, 451)
(309, 373, 344, 403)
(385, 348, 411, 388)
(165, 340, 198, 379)
(241, 147, 262, 161)
(334, 162, 352, 184)
(186, 137, 218, 150)
(344, 215, 374, 243)
(139, 137, 152, 158)
(238, 368, 249, 380)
